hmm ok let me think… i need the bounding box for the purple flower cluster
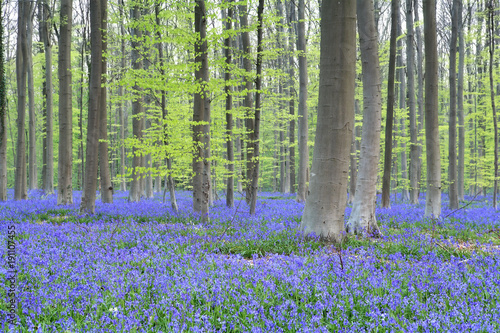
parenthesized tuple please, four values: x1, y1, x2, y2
(0, 190, 499, 332)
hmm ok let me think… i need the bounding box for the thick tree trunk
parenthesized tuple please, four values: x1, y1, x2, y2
(128, 5, 144, 202)
(15, 1, 30, 201)
(193, 0, 210, 220)
(381, 0, 399, 208)
(249, 0, 264, 216)
(0, 0, 7, 200)
(423, 0, 441, 217)
(27, 14, 37, 190)
(99, 0, 113, 204)
(346, 0, 383, 237)
(457, 1, 465, 202)
(225, 2, 234, 208)
(239, 4, 254, 204)
(80, 0, 103, 214)
(39, 1, 54, 194)
(58, 0, 73, 205)
(407, 0, 419, 204)
(300, 0, 356, 243)
(296, 0, 309, 203)
(448, 0, 459, 210)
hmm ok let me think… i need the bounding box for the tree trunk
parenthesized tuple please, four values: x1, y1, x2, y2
(457, 0, 465, 202)
(225, 2, 234, 208)
(415, 0, 424, 198)
(487, 1, 498, 209)
(300, 0, 356, 243)
(397, 18, 409, 201)
(128, 5, 144, 202)
(296, 0, 309, 203)
(346, 0, 383, 237)
(27, 12, 37, 190)
(193, 0, 210, 220)
(287, 0, 296, 194)
(448, 0, 459, 210)
(99, 0, 113, 204)
(381, 0, 399, 208)
(239, 4, 254, 204)
(249, 0, 264, 216)
(80, 0, 103, 214)
(0, 0, 7, 200)
(407, 0, 418, 204)
(58, 0, 73, 205)
(39, 1, 54, 194)
(423, 0, 441, 217)
(119, 0, 127, 192)
(15, 0, 30, 201)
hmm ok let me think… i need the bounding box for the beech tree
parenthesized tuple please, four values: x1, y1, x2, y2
(15, 0, 30, 201)
(296, 0, 309, 203)
(58, 0, 73, 205)
(487, 0, 498, 209)
(224, 0, 234, 208)
(300, 0, 356, 243)
(346, 0, 383, 237)
(423, 0, 441, 217)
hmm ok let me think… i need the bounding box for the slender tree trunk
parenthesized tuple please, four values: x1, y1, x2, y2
(448, 0, 459, 210)
(235, 117, 243, 192)
(407, 0, 419, 204)
(119, 0, 127, 192)
(457, 0, 465, 202)
(397, 18, 409, 201)
(346, 0, 383, 237)
(249, 0, 264, 216)
(99, 0, 113, 203)
(155, 4, 177, 212)
(58, 0, 73, 205)
(239, 4, 254, 204)
(287, 0, 296, 194)
(0, 0, 7, 200)
(423, 0, 441, 217)
(415, 0, 424, 198)
(300, 0, 356, 243)
(193, 0, 210, 220)
(487, 1, 498, 209)
(225, 1, 234, 208)
(296, 0, 309, 203)
(40, 1, 54, 194)
(80, 0, 103, 214)
(27, 12, 37, 190)
(128, 4, 144, 202)
(381, 0, 399, 208)
(15, 0, 30, 201)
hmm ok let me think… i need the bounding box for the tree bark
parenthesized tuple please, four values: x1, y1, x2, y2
(487, 1, 498, 209)
(346, 0, 383, 237)
(119, 0, 127, 192)
(397, 18, 409, 201)
(415, 0, 424, 198)
(81, 0, 103, 214)
(15, 0, 30, 201)
(128, 4, 144, 202)
(27, 11, 37, 190)
(300, 0, 356, 243)
(58, 0, 73, 205)
(225, 1, 234, 208)
(249, 0, 264, 216)
(99, 0, 113, 204)
(287, 0, 296, 194)
(381, 0, 399, 208)
(193, 0, 210, 220)
(239, 4, 254, 204)
(423, 0, 441, 217)
(296, 0, 309, 203)
(457, 0, 465, 202)
(407, 0, 419, 204)
(39, 1, 54, 194)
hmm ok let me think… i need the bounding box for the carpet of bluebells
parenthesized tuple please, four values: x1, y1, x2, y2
(1, 189, 499, 332)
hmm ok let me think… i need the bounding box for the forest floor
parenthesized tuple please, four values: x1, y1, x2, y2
(1, 189, 499, 332)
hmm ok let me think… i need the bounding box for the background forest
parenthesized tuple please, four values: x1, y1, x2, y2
(1, 0, 499, 210)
